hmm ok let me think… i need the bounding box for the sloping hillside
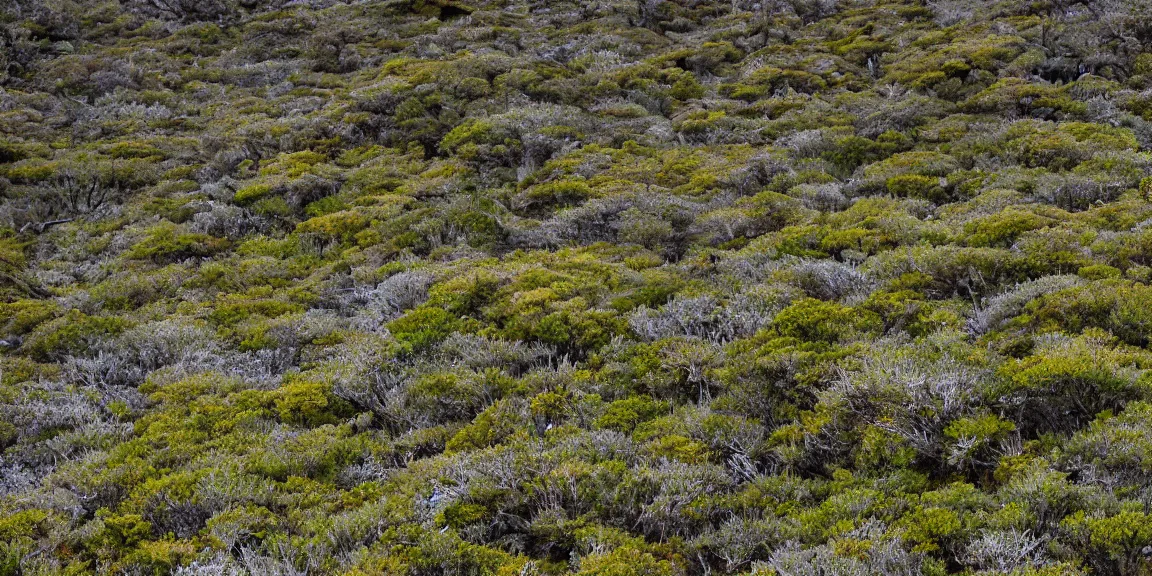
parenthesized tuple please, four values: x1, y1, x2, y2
(4, 0, 1152, 574)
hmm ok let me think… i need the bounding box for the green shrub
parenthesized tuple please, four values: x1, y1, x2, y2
(596, 396, 668, 433)
(387, 305, 458, 352)
(576, 545, 677, 576)
(276, 379, 335, 426)
(445, 398, 526, 452)
(0, 299, 60, 337)
(519, 179, 592, 211)
(295, 210, 370, 241)
(126, 226, 230, 263)
(886, 174, 946, 202)
(234, 183, 274, 204)
(22, 311, 130, 361)
(772, 298, 866, 343)
(1077, 264, 1122, 280)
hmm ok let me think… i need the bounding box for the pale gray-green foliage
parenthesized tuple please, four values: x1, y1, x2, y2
(630, 287, 789, 342)
(823, 337, 987, 458)
(962, 529, 1049, 573)
(968, 274, 1082, 335)
(691, 514, 783, 571)
(762, 523, 923, 576)
(788, 259, 873, 302)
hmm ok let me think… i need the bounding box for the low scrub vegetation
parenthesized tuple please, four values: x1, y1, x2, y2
(3, 0, 1152, 574)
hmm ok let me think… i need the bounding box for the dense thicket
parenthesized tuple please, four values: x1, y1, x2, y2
(4, 0, 1152, 574)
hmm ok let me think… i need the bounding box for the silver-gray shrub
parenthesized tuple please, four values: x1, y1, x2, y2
(172, 557, 247, 576)
(967, 274, 1082, 335)
(2, 379, 114, 451)
(962, 529, 1049, 573)
(691, 514, 783, 571)
(1033, 171, 1128, 212)
(189, 200, 270, 239)
(762, 522, 923, 576)
(348, 271, 434, 331)
(629, 288, 789, 343)
(791, 183, 849, 212)
(823, 337, 988, 459)
(630, 295, 723, 342)
(63, 317, 224, 388)
(787, 259, 873, 303)
(438, 332, 554, 373)
(636, 459, 736, 539)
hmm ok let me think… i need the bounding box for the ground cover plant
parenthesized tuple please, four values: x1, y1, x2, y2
(4, 0, 1152, 574)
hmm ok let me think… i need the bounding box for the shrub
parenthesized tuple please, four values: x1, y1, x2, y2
(1026, 280, 1152, 347)
(596, 396, 668, 433)
(517, 179, 593, 212)
(963, 209, 1057, 248)
(762, 525, 929, 576)
(295, 210, 370, 241)
(865, 245, 1026, 299)
(994, 331, 1152, 434)
(772, 298, 868, 343)
(22, 310, 130, 361)
(887, 174, 947, 202)
(10, 2, 1152, 574)
(822, 340, 989, 465)
(1065, 510, 1152, 576)
(576, 545, 677, 576)
(234, 183, 273, 205)
(0, 299, 59, 338)
(387, 305, 459, 352)
(276, 379, 335, 426)
(445, 398, 528, 452)
(1065, 401, 1152, 486)
(968, 275, 1081, 335)
(126, 225, 230, 263)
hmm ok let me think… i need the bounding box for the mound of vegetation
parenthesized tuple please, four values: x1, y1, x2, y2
(4, 0, 1152, 574)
